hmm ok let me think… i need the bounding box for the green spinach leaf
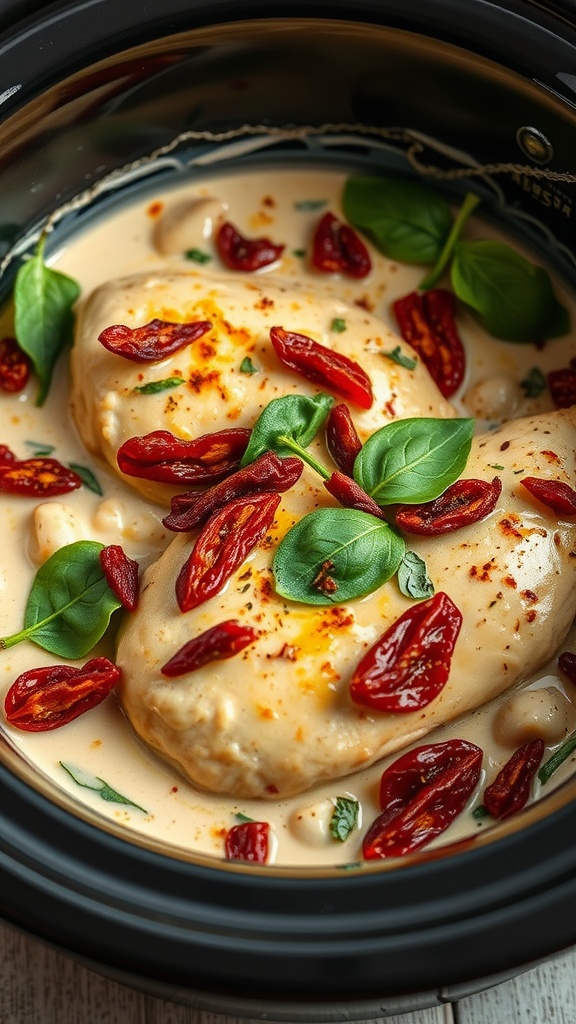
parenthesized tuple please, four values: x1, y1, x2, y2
(451, 240, 569, 342)
(241, 392, 334, 467)
(342, 176, 453, 264)
(272, 507, 405, 605)
(14, 236, 81, 405)
(0, 540, 121, 657)
(353, 417, 474, 505)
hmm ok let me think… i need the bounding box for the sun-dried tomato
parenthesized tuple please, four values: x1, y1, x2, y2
(164, 451, 302, 532)
(0, 444, 17, 469)
(559, 651, 576, 681)
(225, 821, 270, 863)
(311, 212, 371, 279)
(350, 592, 462, 712)
(324, 471, 386, 519)
(100, 545, 140, 610)
(0, 337, 31, 393)
(4, 657, 120, 732)
(98, 317, 212, 362)
(548, 362, 576, 408)
(325, 403, 362, 476)
(395, 477, 502, 535)
(161, 619, 258, 677)
(392, 289, 465, 398)
(483, 739, 544, 820)
(363, 739, 483, 858)
(175, 490, 280, 612)
(0, 457, 82, 497)
(520, 476, 576, 516)
(117, 427, 251, 484)
(270, 326, 373, 409)
(216, 220, 284, 271)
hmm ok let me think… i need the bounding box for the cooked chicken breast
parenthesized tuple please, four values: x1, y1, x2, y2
(70, 270, 454, 501)
(117, 407, 576, 798)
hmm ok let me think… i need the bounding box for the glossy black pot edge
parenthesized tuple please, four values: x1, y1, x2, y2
(1, 764, 575, 1001)
(2, 0, 576, 124)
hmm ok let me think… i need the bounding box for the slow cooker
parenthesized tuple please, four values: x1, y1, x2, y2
(1, 1, 576, 1019)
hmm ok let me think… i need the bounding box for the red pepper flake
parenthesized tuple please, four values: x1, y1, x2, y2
(0, 337, 32, 393)
(270, 326, 373, 409)
(147, 201, 164, 217)
(161, 619, 258, 677)
(98, 318, 212, 363)
(558, 651, 576, 681)
(392, 289, 465, 398)
(99, 545, 140, 610)
(4, 658, 120, 732)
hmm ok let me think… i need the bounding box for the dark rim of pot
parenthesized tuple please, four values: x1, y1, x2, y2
(0, 0, 576, 1008)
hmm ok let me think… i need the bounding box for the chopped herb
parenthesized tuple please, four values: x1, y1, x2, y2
(239, 356, 258, 375)
(398, 550, 434, 600)
(520, 366, 546, 398)
(185, 247, 211, 264)
(235, 811, 254, 823)
(382, 346, 417, 370)
(337, 862, 362, 870)
(134, 376, 185, 395)
(538, 728, 576, 784)
(488, 464, 505, 471)
(331, 318, 347, 333)
(25, 440, 55, 457)
(60, 761, 147, 812)
(68, 463, 103, 495)
(472, 804, 490, 820)
(294, 199, 328, 211)
(292, 248, 306, 258)
(330, 796, 359, 841)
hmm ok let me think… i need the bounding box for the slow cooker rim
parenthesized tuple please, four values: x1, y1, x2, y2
(3, 0, 576, 128)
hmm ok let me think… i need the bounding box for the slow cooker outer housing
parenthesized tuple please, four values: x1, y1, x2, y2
(1, 0, 576, 1011)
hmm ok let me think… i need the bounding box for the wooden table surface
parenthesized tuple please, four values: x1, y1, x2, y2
(1, 918, 575, 1024)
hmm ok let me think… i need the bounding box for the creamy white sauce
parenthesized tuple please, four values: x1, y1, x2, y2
(0, 167, 575, 867)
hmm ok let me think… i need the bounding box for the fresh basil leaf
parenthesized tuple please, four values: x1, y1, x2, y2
(69, 463, 103, 495)
(14, 236, 81, 405)
(330, 796, 359, 842)
(451, 240, 570, 342)
(419, 191, 480, 290)
(397, 550, 434, 599)
(342, 176, 453, 264)
(382, 346, 417, 370)
(241, 392, 334, 466)
(60, 762, 147, 812)
(0, 540, 121, 657)
(520, 366, 546, 398)
(272, 507, 405, 605)
(134, 376, 185, 394)
(353, 417, 474, 506)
